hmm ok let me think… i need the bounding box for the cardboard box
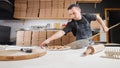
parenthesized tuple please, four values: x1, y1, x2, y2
(14, 0, 27, 18)
(39, 1, 46, 17)
(27, 0, 34, 8)
(70, 0, 77, 4)
(24, 31, 32, 46)
(15, 0, 27, 4)
(64, 0, 71, 8)
(64, 9, 69, 18)
(26, 8, 33, 17)
(58, 1, 64, 8)
(16, 31, 24, 46)
(47, 31, 55, 46)
(31, 31, 39, 46)
(45, 1, 52, 17)
(40, 0, 52, 1)
(47, 31, 55, 38)
(33, 9, 39, 17)
(39, 31, 47, 44)
(59, 0, 64, 2)
(58, 9, 64, 17)
(39, 38, 46, 44)
(33, 0, 40, 9)
(52, 9, 58, 17)
(39, 31, 46, 38)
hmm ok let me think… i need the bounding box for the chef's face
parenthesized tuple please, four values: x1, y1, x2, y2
(68, 7, 82, 20)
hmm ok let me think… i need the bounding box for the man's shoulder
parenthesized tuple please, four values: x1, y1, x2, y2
(66, 19, 75, 27)
(82, 13, 96, 20)
(82, 13, 95, 17)
(67, 19, 75, 23)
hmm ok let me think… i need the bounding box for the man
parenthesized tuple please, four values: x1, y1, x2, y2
(40, 4, 109, 48)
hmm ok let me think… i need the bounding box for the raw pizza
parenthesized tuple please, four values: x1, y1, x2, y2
(47, 45, 71, 51)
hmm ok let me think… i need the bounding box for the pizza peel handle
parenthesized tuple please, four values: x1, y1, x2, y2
(88, 23, 120, 40)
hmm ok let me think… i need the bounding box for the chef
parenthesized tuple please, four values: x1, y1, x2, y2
(40, 3, 109, 48)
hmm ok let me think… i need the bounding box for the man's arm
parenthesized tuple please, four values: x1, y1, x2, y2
(96, 15, 109, 32)
(40, 30, 65, 47)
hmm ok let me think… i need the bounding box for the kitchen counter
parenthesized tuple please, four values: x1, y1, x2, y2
(0, 46, 120, 68)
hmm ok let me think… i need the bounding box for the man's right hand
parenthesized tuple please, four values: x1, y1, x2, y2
(40, 30, 65, 48)
(40, 39, 50, 49)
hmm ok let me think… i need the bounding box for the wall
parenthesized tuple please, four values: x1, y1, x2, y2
(0, 19, 106, 43)
(2, 0, 120, 43)
(79, 0, 120, 19)
(0, 20, 67, 42)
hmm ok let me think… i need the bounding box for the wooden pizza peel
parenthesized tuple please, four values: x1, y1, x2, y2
(65, 23, 120, 49)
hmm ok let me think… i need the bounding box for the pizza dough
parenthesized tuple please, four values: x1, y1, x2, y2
(47, 45, 71, 51)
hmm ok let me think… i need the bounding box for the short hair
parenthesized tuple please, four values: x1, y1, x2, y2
(67, 3, 80, 10)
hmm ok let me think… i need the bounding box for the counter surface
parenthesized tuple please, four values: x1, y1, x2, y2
(0, 46, 120, 68)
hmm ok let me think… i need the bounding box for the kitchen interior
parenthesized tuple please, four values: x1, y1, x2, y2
(0, 0, 120, 68)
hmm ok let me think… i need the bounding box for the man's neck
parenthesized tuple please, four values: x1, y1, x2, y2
(76, 14, 82, 20)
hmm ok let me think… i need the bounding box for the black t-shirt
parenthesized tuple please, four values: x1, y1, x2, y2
(63, 14, 97, 40)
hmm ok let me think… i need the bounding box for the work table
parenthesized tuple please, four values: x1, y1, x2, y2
(0, 46, 120, 68)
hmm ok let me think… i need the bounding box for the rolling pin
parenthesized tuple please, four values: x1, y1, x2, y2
(83, 44, 105, 56)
